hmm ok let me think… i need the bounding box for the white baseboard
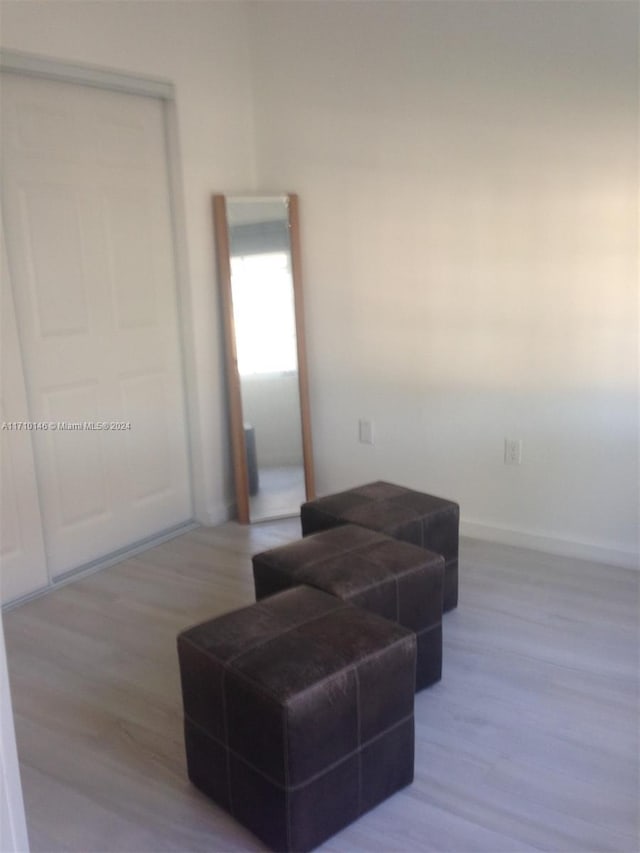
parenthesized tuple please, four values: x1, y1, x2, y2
(197, 502, 235, 526)
(198, 507, 639, 570)
(461, 519, 639, 571)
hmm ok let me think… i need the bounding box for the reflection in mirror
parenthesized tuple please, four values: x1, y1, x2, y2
(214, 194, 315, 522)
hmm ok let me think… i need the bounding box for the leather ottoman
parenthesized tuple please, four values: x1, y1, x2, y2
(177, 585, 416, 852)
(253, 524, 444, 690)
(301, 481, 460, 611)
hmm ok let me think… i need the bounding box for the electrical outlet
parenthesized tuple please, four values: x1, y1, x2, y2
(359, 419, 374, 445)
(504, 438, 522, 465)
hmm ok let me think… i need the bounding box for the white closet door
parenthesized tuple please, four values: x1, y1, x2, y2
(0, 216, 48, 603)
(1, 74, 192, 580)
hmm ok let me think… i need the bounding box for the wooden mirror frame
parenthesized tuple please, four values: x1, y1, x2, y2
(213, 193, 315, 523)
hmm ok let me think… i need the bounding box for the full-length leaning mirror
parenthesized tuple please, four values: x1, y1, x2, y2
(214, 193, 315, 523)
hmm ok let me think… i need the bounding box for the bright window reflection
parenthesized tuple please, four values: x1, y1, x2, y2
(231, 252, 297, 376)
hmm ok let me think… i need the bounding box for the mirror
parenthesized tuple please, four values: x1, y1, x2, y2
(213, 193, 315, 523)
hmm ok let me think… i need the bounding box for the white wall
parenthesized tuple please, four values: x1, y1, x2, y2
(1, 1, 637, 567)
(0, 0, 257, 524)
(248, 1, 639, 567)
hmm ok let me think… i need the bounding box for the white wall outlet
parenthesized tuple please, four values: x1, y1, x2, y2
(359, 419, 374, 445)
(504, 438, 522, 465)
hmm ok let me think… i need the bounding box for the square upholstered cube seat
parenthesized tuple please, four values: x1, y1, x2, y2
(301, 481, 460, 611)
(253, 524, 444, 690)
(177, 586, 416, 852)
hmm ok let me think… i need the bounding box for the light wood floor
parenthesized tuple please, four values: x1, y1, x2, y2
(3, 520, 639, 853)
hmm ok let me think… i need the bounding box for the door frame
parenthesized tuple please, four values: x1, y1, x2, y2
(0, 49, 203, 557)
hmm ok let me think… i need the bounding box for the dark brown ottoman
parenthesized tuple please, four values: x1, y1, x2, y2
(253, 524, 444, 691)
(301, 481, 460, 612)
(177, 585, 416, 853)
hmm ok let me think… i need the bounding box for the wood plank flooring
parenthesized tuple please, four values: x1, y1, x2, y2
(3, 521, 638, 852)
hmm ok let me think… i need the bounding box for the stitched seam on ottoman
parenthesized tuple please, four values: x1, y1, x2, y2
(306, 566, 441, 608)
(411, 505, 458, 518)
(283, 703, 291, 850)
(258, 533, 390, 573)
(181, 608, 414, 701)
(264, 554, 442, 598)
(346, 507, 422, 530)
(393, 576, 400, 622)
(415, 621, 442, 639)
(341, 563, 442, 609)
(179, 601, 352, 671)
(394, 562, 444, 581)
(290, 540, 387, 574)
(395, 563, 444, 625)
(182, 634, 415, 738)
(355, 666, 362, 817)
(227, 602, 352, 665)
(393, 496, 458, 514)
(223, 633, 417, 706)
(299, 550, 444, 587)
(184, 712, 414, 793)
(221, 667, 234, 817)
